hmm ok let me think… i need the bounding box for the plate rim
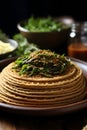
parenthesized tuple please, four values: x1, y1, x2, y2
(0, 97, 87, 116)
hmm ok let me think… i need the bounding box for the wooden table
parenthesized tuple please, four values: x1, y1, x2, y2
(0, 108, 87, 130)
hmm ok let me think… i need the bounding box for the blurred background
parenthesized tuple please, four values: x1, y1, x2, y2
(0, 0, 87, 59)
(0, 0, 86, 37)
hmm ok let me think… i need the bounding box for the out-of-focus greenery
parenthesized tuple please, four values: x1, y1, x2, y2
(23, 16, 69, 32)
(13, 33, 39, 56)
(0, 29, 39, 58)
(0, 30, 8, 41)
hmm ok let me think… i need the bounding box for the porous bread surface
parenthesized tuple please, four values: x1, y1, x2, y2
(0, 62, 86, 107)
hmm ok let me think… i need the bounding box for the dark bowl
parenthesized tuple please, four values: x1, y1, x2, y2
(17, 17, 73, 52)
(0, 39, 18, 60)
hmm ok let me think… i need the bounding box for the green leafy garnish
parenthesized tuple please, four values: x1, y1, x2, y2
(13, 49, 72, 77)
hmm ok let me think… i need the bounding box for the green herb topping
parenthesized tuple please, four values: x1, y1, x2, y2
(13, 49, 72, 77)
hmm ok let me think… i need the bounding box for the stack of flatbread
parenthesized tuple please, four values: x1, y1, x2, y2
(0, 61, 86, 107)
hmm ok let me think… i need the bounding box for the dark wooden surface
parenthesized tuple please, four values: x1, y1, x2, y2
(0, 108, 87, 130)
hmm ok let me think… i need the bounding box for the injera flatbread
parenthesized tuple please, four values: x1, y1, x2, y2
(0, 62, 86, 107)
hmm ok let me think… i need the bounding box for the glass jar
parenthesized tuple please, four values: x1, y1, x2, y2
(67, 22, 87, 61)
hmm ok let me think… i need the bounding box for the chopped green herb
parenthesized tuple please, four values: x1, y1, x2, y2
(13, 49, 72, 77)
